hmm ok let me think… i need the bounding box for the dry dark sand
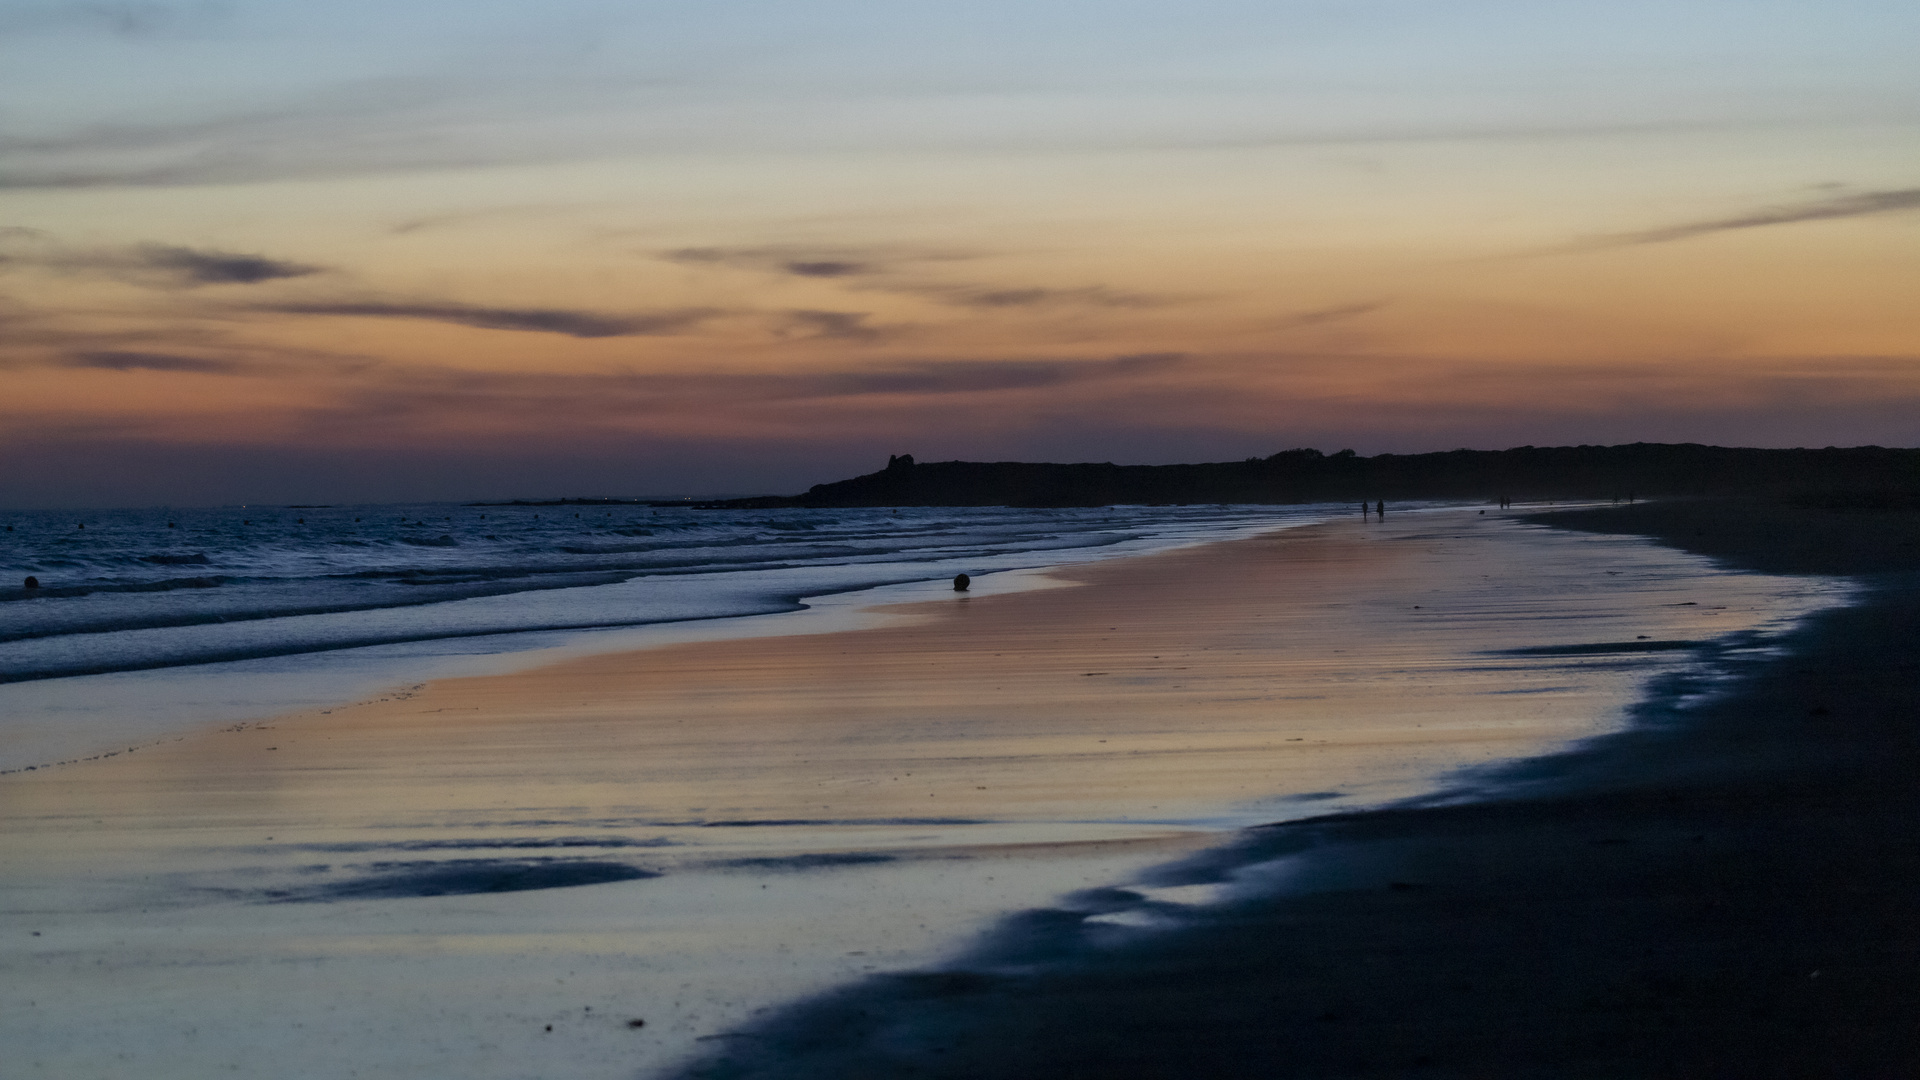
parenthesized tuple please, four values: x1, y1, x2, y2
(670, 500, 1920, 1080)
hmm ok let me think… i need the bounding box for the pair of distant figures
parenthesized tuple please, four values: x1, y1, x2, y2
(1361, 501, 1386, 519)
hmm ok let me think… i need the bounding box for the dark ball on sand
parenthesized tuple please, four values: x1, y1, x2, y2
(23, 576, 39, 589)
(953, 573, 971, 592)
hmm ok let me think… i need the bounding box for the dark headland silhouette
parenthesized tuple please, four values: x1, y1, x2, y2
(699, 444, 1920, 509)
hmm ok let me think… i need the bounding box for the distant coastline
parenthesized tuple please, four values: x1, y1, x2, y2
(697, 443, 1920, 509)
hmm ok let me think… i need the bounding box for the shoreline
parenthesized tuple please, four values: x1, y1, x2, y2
(1, 506, 1853, 1079)
(0, 504, 1319, 776)
(667, 499, 1920, 1079)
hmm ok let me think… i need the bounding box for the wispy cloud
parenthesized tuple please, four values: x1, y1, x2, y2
(0, 78, 491, 190)
(0, 308, 383, 375)
(0, 236, 323, 287)
(255, 299, 719, 338)
(1271, 301, 1386, 329)
(354, 352, 1186, 409)
(912, 284, 1162, 310)
(781, 260, 867, 278)
(385, 201, 617, 236)
(776, 309, 886, 341)
(759, 352, 1183, 398)
(1576, 187, 1920, 249)
(0, 72, 1797, 192)
(341, 353, 1190, 424)
(60, 349, 243, 373)
(126, 244, 322, 285)
(662, 245, 959, 277)
(661, 244, 1170, 311)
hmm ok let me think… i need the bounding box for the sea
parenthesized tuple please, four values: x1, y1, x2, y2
(0, 500, 1327, 772)
(3, 500, 1863, 1080)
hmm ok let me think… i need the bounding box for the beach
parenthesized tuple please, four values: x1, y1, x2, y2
(672, 500, 1920, 1080)
(0, 506, 1858, 1078)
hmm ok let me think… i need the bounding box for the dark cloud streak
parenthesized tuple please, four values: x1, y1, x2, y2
(661, 245, 1170, 310)
(1274, 301, 1385, 329)
(335, 352, 1187, 416)
(661, 245, 971, 277)
(0, 236, 322, 287)
(257, 300, 718, 338)
(0, 94, 1765, 192)
(62, 349, 243, 373)
(1581, 187, 1920, 249)
(920, 284, 1162, 310)
(783, 260, 866, 278)
(131, 244, 321, 285)
(762, 352, 1183, 398)
(778, 309, 885, 341)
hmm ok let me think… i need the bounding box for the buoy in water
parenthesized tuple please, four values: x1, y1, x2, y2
(953, 573, 971, 592)
(23, 576, 39, 589)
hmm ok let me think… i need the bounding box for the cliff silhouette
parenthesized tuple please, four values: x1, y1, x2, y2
(703, 444, 1920, 509)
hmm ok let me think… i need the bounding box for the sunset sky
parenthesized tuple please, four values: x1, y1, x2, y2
(3, 0, 1917, 506)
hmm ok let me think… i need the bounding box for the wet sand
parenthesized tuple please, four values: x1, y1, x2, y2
(0, 509, 1844, 1079)
(670, 500, 1920, 1080)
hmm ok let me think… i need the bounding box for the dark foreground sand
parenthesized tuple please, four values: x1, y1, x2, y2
(671, 500, 1920, 1080)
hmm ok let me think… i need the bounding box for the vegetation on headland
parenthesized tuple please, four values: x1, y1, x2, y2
(699, 443, 1920, 509)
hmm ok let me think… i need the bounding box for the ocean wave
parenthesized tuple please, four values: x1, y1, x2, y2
(0, 595, 806, 683)
(0, 501, 1306, 682)
(2, 575, 227, 607)
(0, 570, 639, 645)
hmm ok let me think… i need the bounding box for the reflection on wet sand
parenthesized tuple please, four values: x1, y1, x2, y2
(0, 511, 1844, 1080)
